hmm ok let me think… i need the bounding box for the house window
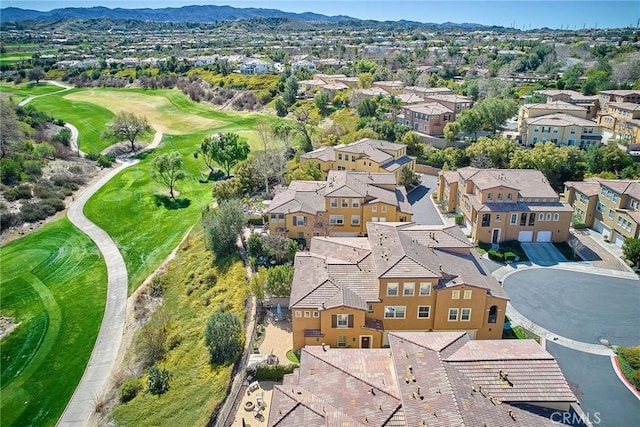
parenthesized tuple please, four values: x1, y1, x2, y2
(270, 214, 277, 222)
(387, 283, 399, 296)
(337, 336, 347, 347)
(596, 201, 604, 213)
(488, 305, 498, 323)
(497, 193, 503, 201)
(448, 308, 459, 321)
(419, 282, 431, 296)
(528, 213, 535, 226)
(481, 214, 490, 227)
(384, 306, 406, 319)
(295, 311, 302, 318)
(452, 290, 460, 299)
(381, 206, 387, 213)
(613, 193, 619, 203)
(417, 306, 431, 319)
(336, 314, 349, 328)
(330, 198, 338, 208)
(371, 205, 377, 213)
(463, 290, 472, 299)
(352, 199, 360, 208)
(546, 213, 552, 221)
(496, 214, 502, 222)
(579, 194, 588, 204)
(278, 214, 285, 223)
(342, 198, 349, 208)
(304, 311, 311, 318)
(487, 193, 493, 201)
(539, 213, 545, 221)
(351, 155, 356, 162)
(313, 311, 319, 318)
(367, 304, 374, 313)
(520, 213, 527, 226)
(507, 193, 512, 201)
(601, 187, 607, 197)
(329, 215, 344, 225)
(338, 154, 343, 160)
(534, 126, 539, 132)
(403, 282, 415, 296)
(510, 213, 518, 225)
(350, 215, 360, 226)
(608, 209, 615, 219)
(461, 308, 472, 321)
(337, 165, 346, 171)
(294, 216, 306, 226)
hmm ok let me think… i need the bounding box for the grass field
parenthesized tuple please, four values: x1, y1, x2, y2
(112, 225, 247, 426)
(0, 82, 64, 101)
(0, 218, 107, 427)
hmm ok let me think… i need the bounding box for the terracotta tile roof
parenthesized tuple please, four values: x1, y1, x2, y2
(403, 102, 454, 115)
(522, 100, 587, 112)
(269, 332, 587, 427)
(439, 170, 459, 183)
(301, 145, 335, 161)
(424, 94, 473, 104)
(456, 167, 558, 199)
(564, 180, 601, 197)
(268, 183, 326, 215)
(525, 112, 599, 127)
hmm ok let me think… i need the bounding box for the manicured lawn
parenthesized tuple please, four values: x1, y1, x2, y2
(554, 242, 581, 261)
(112, 225, 247, 426)
(477, 240, 529, 262)
(28, 89, 116, 153)
(0, 82, 64, 101)
(0, 218, 107, 427)
(83, 132, 216, 292)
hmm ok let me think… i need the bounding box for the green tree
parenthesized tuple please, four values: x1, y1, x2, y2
(510, 142, 585, 190)
(147, 366, 172, 396)
(456, 109, 482, 140)
(314, 90, 330, 114)
(384, 94, 402, 122)
(357, 98, 378, 118)
(265, 265, 294, 297)
(204, 312, 243, 364)
(475, 97, 518, 135)
(287, 160, 322, 182)
(623, 238, 640, 269)
(27, 67, 46, 84)
(282, 75, 299, 106)
(0, 99, 23, 158)
(399, 165, 420, 187)
(466, 136, 518, 169)
(292, 106, 315, 153)
(601, 144, 633, 175)
(197, 134, 218, 173)
(443, 122, 462, 143)
(274, 97, 288, 117)
(400, 131, 423, 158)
(209, 132, 250, 178)
(203, 199, 245, 256)
(105, 111, 152, 152)
(52, 128, 71, 146)
(151, 151, 185, 200)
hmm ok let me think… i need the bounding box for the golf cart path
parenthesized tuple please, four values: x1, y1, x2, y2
(18, 80, 73, 107)
(58, 158, 138, 426)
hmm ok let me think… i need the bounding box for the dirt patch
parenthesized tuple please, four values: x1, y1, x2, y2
(0, 316, 20, 340)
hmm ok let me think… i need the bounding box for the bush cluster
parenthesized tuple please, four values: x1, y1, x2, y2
(251, 363, 297, 381)
(488, 249, 516, 263)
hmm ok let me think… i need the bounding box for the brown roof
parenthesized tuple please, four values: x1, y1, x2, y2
(525, 112, 599, 127)
(268, 331, 587, 427)
(564, 180, 601, 197)
(456, 167, 559, 199)
(403, 102, 453, 116)
(570, 178, 640, 200)
(522, 100, 586, 112)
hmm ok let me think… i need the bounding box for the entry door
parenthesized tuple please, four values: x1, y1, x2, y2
(361, 336, 371, 348)
(491, 228, 501, 244)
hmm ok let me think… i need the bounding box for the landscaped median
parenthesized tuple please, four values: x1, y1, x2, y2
(616, 345, 640, 392)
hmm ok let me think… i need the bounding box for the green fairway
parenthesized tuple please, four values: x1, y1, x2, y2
(0, 218, 107, 427)
(0, 82, 64, 101)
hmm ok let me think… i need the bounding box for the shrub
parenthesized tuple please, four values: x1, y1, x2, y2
(504, 251, 516, 262)
(618, 346, 640, 370)
(488, 249, 504, 262)
(147, 366, 172, 396)
(85, 152, 100, 161)
(24, 160, 42, 177)
(4, 183, 32, 201)
(119, 378, 142, 403)
(0, 158, 23, 185)
(454, 213, 464, 225)
(149, 274, 167, 298)
(204, 311, 243, 364)
(247, 216, 267, 226)
(97, 154, 116, 168)
(33, 183, 62, 200)
(252, 363, 297, 381)
(0, 212, 22, 231)
(20, 198, 65, 222)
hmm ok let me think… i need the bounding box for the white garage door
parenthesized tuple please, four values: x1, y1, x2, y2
(594, 219, 611, 239)
(613, 232, 625, 247)
(536, 231, 552, 242)
(518, 231, 533, 242)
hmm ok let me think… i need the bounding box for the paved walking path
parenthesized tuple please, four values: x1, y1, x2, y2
(58, 159, 137, 427)
(18, 80, 72, 107)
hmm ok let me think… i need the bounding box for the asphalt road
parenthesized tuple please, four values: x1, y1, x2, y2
(503, 268, 640, 347)
(408, 174, 443, 225)
(546, 341, 640, 427)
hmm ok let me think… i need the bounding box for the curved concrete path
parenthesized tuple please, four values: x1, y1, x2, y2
(18, 80, 72, 107)
(57, 159, 137, 426)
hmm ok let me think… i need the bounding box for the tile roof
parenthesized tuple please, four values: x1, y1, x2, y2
(525, 112, 599, 127)
(522, 100, 587, 111)
(268, 182, 326, 215)
(269, 331, 587, 427)
(423, 94, 473, 103)
(567, 178, 640, 200)
(403, 102, 454, 115)
(455, 167, 559, 199)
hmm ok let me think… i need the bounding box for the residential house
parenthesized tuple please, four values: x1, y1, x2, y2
(268, 331, 590, 427)
(396, 92, 426, 105)
(300, 138, 416, 180)
(598, 102, 640, 144)
(518, 100, 589, 137)
(423, 94, 473, 113)
(522, 113, 602, 148)
(352, 86, 390, 102)
(398, 102, 455, 136)
(372, 80, 405, 95)
(535, 89, 599, 119)
(598, 90, 640, 108)
(267, 171, 412, 244)
(288, 222, 508, 351)
(292, 59, 317, 72)
(239, 58, 273, 74)
(404, 86, 452, 98)
(438, 167, 573, 243)
(563, 178, 640, 246)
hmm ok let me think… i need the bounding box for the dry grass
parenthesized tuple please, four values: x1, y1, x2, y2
(64, 90, 222, 134)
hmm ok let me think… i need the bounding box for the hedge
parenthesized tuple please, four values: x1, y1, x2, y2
(252, 363, 297, 381)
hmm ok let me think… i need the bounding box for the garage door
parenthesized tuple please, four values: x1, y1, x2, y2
(613, 232, 625, 247)
(594, 219, 611, 238)
(536, 231, 552, 242)
(518, 231, 533, 242)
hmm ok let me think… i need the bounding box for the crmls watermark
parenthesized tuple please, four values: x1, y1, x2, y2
(550, 411, 601, 425)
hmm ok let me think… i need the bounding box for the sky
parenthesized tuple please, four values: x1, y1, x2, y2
(2, 1, 639, 29)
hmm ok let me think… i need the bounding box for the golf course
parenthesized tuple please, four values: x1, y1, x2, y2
(0, 82, 278, 426)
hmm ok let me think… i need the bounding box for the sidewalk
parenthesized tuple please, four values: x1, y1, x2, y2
(570, 228, 635, 273)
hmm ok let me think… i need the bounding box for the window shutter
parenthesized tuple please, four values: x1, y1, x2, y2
(348, 315, 354, 328)
(331, 315, 337, 328)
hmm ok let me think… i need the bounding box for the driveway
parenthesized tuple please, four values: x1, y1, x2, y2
(546, 342, 640, 426)
(520, 242, 566, 265)
(408, 174, 443, 225)
(503, 268, 640, 347)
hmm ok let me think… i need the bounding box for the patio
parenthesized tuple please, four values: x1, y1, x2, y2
(229, 381, 276, 427)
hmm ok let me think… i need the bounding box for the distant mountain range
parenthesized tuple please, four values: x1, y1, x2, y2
(0, 5, 494, 30)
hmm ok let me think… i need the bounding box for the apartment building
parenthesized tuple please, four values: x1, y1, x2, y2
(564, 178, 640, 246)
(269, 331, 590, 427)
(438, 167, 572, 243)
(372, 80, 405, 94)
(300, 138, 416, 180)
(518, 100, 588, 134)
(598, 89, 640, 108)
(267, 171, 412, 244)
(534, 89, 599, 119)
(598, 102, 640, 143)
(289, 222, 508, 351)
(422, 93, 473, 113)
(404, 86, 453, 97)
(398, 102, 454, 135)
(522, 113, 602, 148)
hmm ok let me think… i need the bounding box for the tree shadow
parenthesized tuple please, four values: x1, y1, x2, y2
(153, 194, 191, 210)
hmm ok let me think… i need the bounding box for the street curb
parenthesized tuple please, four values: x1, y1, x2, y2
(611, 355, 640, 400)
